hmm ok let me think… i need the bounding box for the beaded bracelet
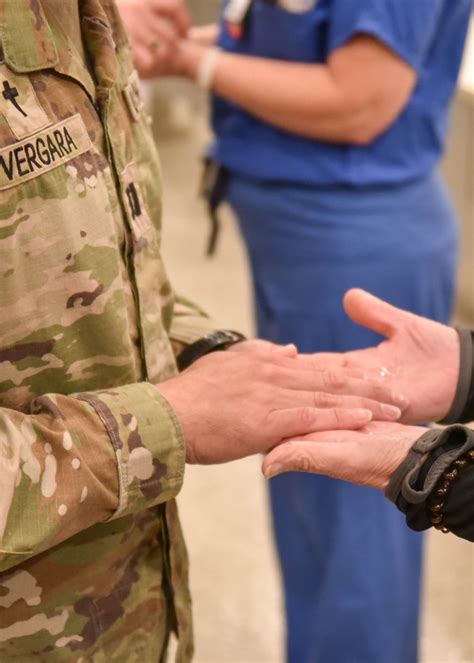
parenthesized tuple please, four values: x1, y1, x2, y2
(428, 449, 474, 534)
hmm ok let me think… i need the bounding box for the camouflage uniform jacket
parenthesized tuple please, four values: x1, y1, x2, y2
(0, 1, 216, 660)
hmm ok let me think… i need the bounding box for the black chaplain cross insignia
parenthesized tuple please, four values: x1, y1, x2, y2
(2, 81, 28, 117)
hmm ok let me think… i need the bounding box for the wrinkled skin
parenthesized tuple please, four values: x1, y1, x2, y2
(263, 289, 459, 487)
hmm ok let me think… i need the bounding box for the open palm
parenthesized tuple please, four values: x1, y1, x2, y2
(311, 289, 460, 424)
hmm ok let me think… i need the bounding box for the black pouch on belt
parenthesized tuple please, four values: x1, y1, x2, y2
(199, 158, 229, 256)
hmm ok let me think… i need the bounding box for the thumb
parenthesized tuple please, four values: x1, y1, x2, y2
(262, 438, 347, 480)
(343, 289, 407, 338)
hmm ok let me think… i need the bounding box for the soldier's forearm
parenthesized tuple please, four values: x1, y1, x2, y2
(0, 383, 184, 573)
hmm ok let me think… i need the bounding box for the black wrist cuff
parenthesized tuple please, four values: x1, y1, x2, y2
(177, 330, 246, 371)
(439, 328, 474, 424)
(386, 426, 474, 533)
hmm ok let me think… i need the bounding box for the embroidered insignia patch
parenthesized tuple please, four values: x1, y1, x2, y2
(0, 64, 51, 139)
(0, 114, 93, 190)
(123, 71, 144, 121)
(121, 162, 152, 239)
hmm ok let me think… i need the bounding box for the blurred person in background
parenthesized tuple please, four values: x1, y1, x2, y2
(118, 0, 192, 78)
(263, 288, 474, 545)
(119, 1, 473, 661)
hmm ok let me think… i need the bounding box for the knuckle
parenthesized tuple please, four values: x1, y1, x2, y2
(300, 406, 317, 427)
(314, 391, 338, 408)
(290, 449, 315, 473)
(261, 363, 279, 383)
(332, 408, 345, 426)
(324, 369, 346, 391)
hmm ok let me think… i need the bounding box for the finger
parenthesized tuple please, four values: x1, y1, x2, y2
(188, 24, 219, 46)
(302, 392, 401, 421)
(276, 389, 402, 419)
(343, 289, 407, 338)
(268, 407, 373, 441)
(295, 352, 348, 370)
(267, 342, 298, 358)
(275, 369, 409, 409)
(148, 16, 179, 48)
(263, 423, 421, 486)
(265, 353, 362, 378)
(262, 438, 357, 479)
(133, 46, 156, 78)
(152, 0, 191, 35)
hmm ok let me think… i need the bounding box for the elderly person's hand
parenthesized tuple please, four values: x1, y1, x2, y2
(307, 289, 460, 424)
(118, 0, 191, 78)
(262, 421, 427, 489)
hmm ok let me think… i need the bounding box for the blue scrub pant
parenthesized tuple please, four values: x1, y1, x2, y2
(227, 171, 458, 663)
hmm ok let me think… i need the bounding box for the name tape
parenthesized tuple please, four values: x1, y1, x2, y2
(0, 114, 93, 191)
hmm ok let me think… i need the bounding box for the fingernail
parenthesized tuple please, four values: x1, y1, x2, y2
(264, 463, 283, 480)
(283, 343, 298, 354)
(382, 404, 402, 420)
(357, 409, 373, 421)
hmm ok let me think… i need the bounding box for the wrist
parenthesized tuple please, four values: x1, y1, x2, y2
(190, 46, 222, 92)
(439, 328, 474, 424)
(177, 330, 246, 371)
(178, 40, 206, 80)
(387, 425, 474, 535)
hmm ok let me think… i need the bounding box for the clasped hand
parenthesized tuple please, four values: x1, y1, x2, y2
(159, 289, 459, 489)
(157, 338, 407, 465)
(263, 289, 460, 489)
(117, 0, 192, 78)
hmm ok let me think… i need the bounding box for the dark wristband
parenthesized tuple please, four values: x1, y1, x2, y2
(439, 328, 474, 424)
(177, 330, 246, 371)
(397, 429, 469, 530)
(387, 426, 474, 539)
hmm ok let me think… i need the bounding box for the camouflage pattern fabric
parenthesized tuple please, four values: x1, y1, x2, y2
(0, 1, 215, 659)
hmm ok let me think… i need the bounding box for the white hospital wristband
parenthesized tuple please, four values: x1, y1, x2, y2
(196, 47, 222, 91)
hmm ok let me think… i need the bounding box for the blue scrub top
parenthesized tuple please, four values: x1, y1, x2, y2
(211, 0, 472, 186)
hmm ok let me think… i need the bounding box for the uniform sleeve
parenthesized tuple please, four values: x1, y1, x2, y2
(328, 0, 445, 72)
(169, 293, 219, 347)
(0, 382, 185, 572)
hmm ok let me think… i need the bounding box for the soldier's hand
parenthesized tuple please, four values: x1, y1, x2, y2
(262, 421, 426, 490)
(118, 0, 191, 79)
(156, 350, 408, 465)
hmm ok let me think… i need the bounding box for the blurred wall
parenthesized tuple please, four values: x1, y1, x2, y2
(443, 91, 474, 325)
(442, 18, 474, 325)
(187, 0, 220, 23)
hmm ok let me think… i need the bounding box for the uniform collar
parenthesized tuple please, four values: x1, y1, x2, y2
(0, 0, 59, 72)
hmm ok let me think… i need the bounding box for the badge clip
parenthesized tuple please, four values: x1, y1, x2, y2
(223, 0, 252, 39)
